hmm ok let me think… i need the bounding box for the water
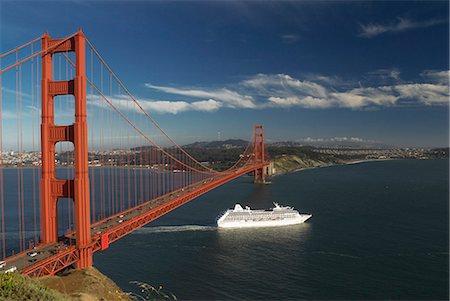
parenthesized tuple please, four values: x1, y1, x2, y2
(92, 159, 449, 300)
(0, 166, 194, 254)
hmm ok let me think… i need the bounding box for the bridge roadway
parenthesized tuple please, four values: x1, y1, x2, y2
(2, 162, 269, 277)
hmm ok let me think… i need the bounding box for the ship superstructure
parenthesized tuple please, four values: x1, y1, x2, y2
(217, 203, 312, 228)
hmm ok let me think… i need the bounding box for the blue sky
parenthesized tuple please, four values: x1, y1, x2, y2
(1, 0, 449, 148)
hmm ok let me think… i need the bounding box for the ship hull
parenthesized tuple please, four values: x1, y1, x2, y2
(217, 213, 312, 229)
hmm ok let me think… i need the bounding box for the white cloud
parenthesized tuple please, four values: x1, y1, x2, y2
(257, 78, 400, 109)
(331, 86, 399, 108)
(139, 70, 449, 113)
(145, 84, 255, 109)
(189, 99, 222, 112)
(358, 17, 446, 38)
(242, 74, 328, 99)
(258, 74, 448, 109)
(394, 83, 449, 105)
(330, 92, 366, 108)
(268, 96, 332, 109)
(330, 137, 364, 142)
(311, 75, 346, 86)
(420, 70, 450, 85)
(88, 94, 221, 115)
(266, 86, 400, 110)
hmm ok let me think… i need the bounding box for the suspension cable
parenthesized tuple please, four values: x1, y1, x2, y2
(61, 53, 220, 175)
(0, 32, 78, 74)
(85, 38, 220, 173)
(0, 35, 42, 59)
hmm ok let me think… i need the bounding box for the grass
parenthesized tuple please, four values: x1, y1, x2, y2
(0, 268, 174, 301)
(0, 272, 72, 301)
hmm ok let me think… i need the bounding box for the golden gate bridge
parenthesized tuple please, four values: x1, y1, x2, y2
(0, 30, 270, 276)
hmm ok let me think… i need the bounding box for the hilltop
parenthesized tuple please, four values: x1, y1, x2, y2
(183, 141, 448, 174)
(0, 268, 131, 301)
(183, 139, 249, 149)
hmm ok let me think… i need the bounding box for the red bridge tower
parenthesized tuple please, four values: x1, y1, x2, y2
(40, 31, 92, 268)
(254, 125, 267, 184)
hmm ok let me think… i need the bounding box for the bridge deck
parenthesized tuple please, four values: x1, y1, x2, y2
(3, 162, 268, 277)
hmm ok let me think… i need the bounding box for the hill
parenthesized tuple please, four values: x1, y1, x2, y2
(183, 139, 248, 149)
(0, 268, 131, 301)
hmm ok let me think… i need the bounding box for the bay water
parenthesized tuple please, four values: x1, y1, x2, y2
(92, 159, 449, 300)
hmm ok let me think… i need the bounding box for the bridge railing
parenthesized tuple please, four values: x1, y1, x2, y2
(0, 31, 267, 275)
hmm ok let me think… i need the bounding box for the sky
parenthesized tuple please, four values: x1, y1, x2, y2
(1, 0, 449, 148)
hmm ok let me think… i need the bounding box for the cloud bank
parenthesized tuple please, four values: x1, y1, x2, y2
(145, 84, 256, 109)
(92, 69, 449, 115)
(420, 70, 450, 85)
(88, 94, 222, 115)
(140, 70, 448, 113)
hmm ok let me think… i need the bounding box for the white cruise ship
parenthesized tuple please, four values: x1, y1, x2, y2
(217, 203, 312, 228)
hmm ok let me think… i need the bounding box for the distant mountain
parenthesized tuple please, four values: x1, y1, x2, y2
(270, 139, 393, 149)
(134, 138, 392, 151)
(130, 145, 159, 151)
(183, 139, 249, 149)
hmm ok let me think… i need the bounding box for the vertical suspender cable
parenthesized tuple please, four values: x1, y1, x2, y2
(68, 54, 73, 231)
(100, 64, 104, 219)
(0, 59, 5, 259)
(126, 87, 131, 210)
(134, 108, 137, 206)
(36, 52, 41, 241)
(31, 44, 38, 245)
(108, 72, 113, 215)
(89, 49, 95, 222)
(19, 62, 25, 259)
(20, 63, 25, 251)
(16, 52, 22, 253)
(139, 110, 143, 204)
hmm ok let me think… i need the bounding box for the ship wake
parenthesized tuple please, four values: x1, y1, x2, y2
(132, 225, 216, 234)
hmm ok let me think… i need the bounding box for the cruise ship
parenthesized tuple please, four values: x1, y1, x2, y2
(217, 203, 312, 228)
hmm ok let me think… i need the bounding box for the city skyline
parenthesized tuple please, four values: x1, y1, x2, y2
(1, 1, 449, 148)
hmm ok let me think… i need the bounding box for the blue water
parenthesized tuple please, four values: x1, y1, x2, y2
(0, 167, 192, 255)
(91, 159, 449, 300)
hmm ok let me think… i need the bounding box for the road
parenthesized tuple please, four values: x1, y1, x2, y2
(1, 174, 220, 274)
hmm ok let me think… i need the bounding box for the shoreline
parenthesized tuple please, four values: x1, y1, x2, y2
(271, 156, 449, 178)
(271, 158, 396, 177)
(345, 158, 394, 165)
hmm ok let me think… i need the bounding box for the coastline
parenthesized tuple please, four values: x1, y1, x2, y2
(345, 158, 394, 165)
(271, 157, 396, 177)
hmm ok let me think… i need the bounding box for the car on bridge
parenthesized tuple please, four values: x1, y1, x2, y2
(5, 266, 17, 273)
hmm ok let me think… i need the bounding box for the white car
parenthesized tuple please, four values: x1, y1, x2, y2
(27, 252, 38, 257)
(5, 266, 17, 273)
(0, 261, 5, 269)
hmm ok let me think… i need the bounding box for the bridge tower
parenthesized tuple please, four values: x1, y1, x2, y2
(254, 125, 266, 184)
(41, 31, 92, 268)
